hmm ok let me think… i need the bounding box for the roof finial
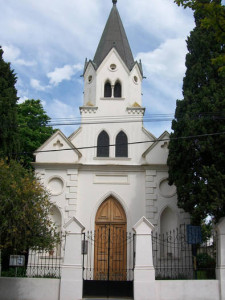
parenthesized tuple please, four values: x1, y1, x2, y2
(112, 0, 117, 5)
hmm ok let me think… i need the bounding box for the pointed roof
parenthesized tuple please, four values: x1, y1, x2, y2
(93, 1, 134, 71)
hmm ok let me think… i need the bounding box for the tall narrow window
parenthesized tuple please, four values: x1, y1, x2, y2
(116, 131, 128, 157)
(114, 81, 122, 98)
(104, 81, 112, 97)
(97, 131, 109, 157)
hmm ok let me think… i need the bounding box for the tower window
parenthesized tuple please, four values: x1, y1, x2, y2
(116, 131, 128, 157)
(110, 64, 117, 70)
(114, 81, 121, 98)
(97, 130, 110, 157)
(104, 81, 112, 97)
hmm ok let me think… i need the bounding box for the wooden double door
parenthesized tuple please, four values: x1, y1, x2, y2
(94, 197, 127, 281)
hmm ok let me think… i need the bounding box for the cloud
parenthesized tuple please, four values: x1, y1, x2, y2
(45, 99, 80, 136)
(2, 45, 36, 66)
(137, 38, 188, 135)
(46, 99, 76, 119)
(0, 0, 195, 138)
(30, 79, 48, 91)
(124, 0, 194, 41)
(137, 38, 187, 80)
(47, 64, 83, 86)
(137, 38, 187, 108)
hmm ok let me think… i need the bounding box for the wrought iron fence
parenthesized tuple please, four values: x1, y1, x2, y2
(1, 244, 62, 278)
(152, 224, 217, 280)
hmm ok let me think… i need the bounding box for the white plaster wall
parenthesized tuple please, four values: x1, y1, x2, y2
(83, 63, 97, 106)
(35, 167, 79, 224)
(35, 132, 80, 164)
(155, 280, 220, 300)
(144, 139, 169, 165)
(70, 122, 151, 165)
(76, 167, 146, 231)
(145, 169, 189, 229)
(0, 278, 60, 300)
(94, 49, 142, 109)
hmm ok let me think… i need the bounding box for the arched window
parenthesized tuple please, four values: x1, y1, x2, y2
(104, 81, 112, 97)
(97, 131, 109, 157)
(114, 81, 122, 98)
(115, 131, 128, 157)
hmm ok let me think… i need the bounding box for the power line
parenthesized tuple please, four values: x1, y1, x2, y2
(16, 112, 225, 128)
(31, 131, 225, 154)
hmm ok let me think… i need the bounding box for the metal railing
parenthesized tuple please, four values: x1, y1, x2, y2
(152, 224, 217, 280)
(1, 245, 62, 278)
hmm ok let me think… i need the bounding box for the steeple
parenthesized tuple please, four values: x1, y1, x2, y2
(93, 1, 134, 71)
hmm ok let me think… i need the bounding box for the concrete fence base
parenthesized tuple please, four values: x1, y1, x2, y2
(0, 277, 60, 300)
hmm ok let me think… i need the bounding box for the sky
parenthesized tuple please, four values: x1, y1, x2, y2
(0, 0, 196, 138)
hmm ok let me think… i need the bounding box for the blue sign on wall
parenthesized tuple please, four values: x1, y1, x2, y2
(187, 225, 202, 244)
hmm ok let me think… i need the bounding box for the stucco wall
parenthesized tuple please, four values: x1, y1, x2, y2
(156, 280, 220, 300)
(0, 277, 220, 300)
(0, 277, 60, 300)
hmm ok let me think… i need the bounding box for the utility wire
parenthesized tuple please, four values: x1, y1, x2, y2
(16, 112, 225, 128)
(31, 131, 225, 154)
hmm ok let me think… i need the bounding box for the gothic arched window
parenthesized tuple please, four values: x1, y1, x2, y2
(104, 81, 112, 98)
(115, 131, 128, 157)
(97, 130, 110, 157)
(114, 81, 122, 98)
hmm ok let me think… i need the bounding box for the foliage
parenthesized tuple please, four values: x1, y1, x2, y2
(0, 46, 19, 158)
(167, 4, 225, 224)
(196, 252, 216, 278)
(1, 267, 27, 278)
(196, 252, 216, 269)
(17, 99, 55, 167)
(0, 159, 60, 252)
(174, 0, 225, 75)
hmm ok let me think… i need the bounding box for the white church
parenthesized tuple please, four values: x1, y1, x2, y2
(33, 0, 190, 296)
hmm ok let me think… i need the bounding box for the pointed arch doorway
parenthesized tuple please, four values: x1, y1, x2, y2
(94, 197, 127, 281)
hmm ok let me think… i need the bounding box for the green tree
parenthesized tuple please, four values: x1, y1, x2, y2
(174, 0, 225, 75)
(0, 46, 19, 158)
(0, 159, 59, 252)
(167, 3, 225, 224)
(18, 99, 55, 167)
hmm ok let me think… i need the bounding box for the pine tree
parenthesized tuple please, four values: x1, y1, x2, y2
(167, 1, 225, 224)
(0, 46, 19, 158)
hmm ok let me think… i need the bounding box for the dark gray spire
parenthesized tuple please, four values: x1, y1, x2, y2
(93, 3, 134, 70)
(112, 0, 117, 4)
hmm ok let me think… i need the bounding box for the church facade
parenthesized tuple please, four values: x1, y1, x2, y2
(34, 0, 189, 286)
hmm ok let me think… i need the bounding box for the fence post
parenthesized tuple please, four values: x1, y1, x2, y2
(60, 217, 85, 300)
(133, 216, 157, 300)
(217, 217, 225, 300)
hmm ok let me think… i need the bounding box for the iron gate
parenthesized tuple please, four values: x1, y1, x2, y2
(82, 227, 135, 298)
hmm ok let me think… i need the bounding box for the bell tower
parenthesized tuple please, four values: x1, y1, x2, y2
(80, 0, 145, 118)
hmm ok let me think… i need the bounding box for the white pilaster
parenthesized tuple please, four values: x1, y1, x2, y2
(133, 216, 158, 300)
(60, 217, 85, 300)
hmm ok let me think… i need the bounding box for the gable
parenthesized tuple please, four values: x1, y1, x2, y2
(34, 130, 82, 164)
(142, 131, 170, 165)
(97, 48, 130, 76)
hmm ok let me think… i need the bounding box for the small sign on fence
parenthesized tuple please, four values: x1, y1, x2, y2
(9, 255, 25, 267)
(187, 225, 202, 244)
